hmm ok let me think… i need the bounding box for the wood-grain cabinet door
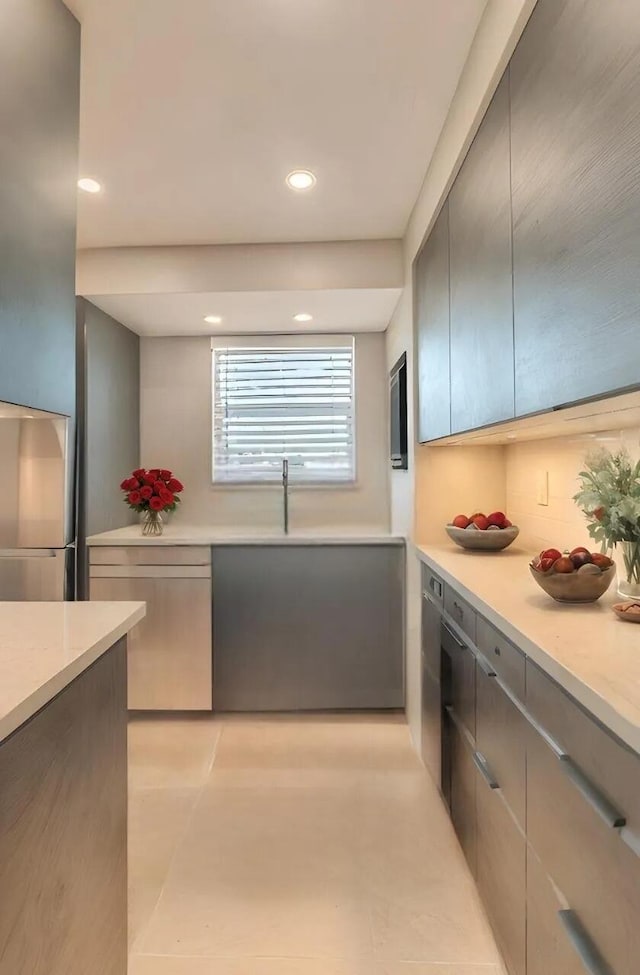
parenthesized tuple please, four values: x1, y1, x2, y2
(449, 71, 515, 432)
(414, 202, 451, 442)
(91, 576, 213, 710)
(510, 0, 640, 416)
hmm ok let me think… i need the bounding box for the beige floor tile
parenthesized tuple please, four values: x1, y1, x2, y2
(138, 786, 372, 959)
(213, 713, 420, 774)
(129, 788, 198, 947)
(129, 956, 375, 974)
(129, 714, 222, 790)
(375, 965, 502, 975)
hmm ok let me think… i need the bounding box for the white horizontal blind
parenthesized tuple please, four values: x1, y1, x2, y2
(212, 343, 355, 483)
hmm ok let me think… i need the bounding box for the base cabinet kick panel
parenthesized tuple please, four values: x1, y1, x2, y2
(90, 546, 212, 711)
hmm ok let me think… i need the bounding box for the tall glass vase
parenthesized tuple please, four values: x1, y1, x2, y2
(141, 509, 164, 536)
(618, 539, 640, 599)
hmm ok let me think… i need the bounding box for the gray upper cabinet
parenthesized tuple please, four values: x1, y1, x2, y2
(449, 72, 515, 432)
(415, 203, 451, 442)
(0, 0, 80, 418)
(510, 0, 640, 416)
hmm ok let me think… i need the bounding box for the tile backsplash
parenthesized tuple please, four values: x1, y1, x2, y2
(506, 427, 640, 557)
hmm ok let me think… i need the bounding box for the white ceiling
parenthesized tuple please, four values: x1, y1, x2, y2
(67, 0, 487, 250)
(87, 288, 402, 336)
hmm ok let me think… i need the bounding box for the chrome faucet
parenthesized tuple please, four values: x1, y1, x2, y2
(282, 458, 289, 534)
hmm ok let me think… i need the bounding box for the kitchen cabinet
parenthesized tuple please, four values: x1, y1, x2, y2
(449, 72, 514, 432)
(510, 0, 640, 415)
(0, 0, 79, 419)
(421, 566, 443, 785)
(475, 757, 526, 975)
(434, 569, 640, 975)
(415, 203, 451, 442)
(211, 544, 404, 711)
(90, 547, 212, 710)
(446, 710, 477, 876)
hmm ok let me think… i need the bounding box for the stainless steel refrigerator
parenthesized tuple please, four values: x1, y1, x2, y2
(0, 402, 75, 600)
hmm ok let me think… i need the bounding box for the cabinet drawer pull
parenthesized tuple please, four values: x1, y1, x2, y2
(559, 755, 626, 829)
(452, 599, 465, 621)
(558, 910, 614, 975)
(476, 653, 496, 677)
(442, 621, 465, 650)
(473, 750, 499, 789)
(429, 576, 443, 598)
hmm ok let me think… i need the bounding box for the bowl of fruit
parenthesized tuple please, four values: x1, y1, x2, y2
(529, 547, 616, 603)
(446, 512, 519, 551)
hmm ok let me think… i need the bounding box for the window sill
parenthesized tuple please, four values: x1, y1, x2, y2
(210, 480, 360, 492)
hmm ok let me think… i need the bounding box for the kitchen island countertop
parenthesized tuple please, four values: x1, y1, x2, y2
(416, 541, 640, 754)
(0, 600, 145, 742)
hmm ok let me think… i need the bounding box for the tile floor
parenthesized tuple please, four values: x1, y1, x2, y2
(128, 713, 504, 975)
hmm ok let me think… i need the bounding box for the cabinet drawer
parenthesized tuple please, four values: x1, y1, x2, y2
(90, 545, 212, 566)
(526, 848, 584, 975)
(527, 722, 640, 975)
(444, 588, 476, 642)
(476, 762, 526, 975)
(442, 620, 476, 738)
(476, 616, 525, 701)
(421, 564, 444, 605)
(526, 660, 640, 835)
(476, 664, 526, 828)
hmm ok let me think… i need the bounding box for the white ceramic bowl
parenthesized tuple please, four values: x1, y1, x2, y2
(445, 524, 520, 551)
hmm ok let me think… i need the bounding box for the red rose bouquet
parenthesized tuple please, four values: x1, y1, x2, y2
(120, 468, 184, 535)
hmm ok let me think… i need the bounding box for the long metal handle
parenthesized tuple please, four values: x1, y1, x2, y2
(442, 621, 465, 650)
(558, 910, 614, 975)
(429, 575, 443, 599)
(282, 458, 289, 535)
(476, 653, 496, 677)
(473, 750, 499, 789)
(559, 755, 626, 829)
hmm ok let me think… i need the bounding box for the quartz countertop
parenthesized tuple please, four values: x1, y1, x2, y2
(0, 601, 145, 743)
(87, 524, 405, 546)
(416, 541, 640, 754)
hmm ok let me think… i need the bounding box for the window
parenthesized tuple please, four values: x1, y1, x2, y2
(212, 341, 355, 484)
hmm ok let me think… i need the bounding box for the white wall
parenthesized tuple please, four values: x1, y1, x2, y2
(140, 332, 390, 532)
(386, 0, 538, 753)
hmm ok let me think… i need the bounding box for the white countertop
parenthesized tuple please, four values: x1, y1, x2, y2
(87, 524, 404, 546)
(0, 601, 145, 743)
(415, 541, 640, 754)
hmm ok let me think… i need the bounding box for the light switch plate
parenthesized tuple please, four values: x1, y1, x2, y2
(536, 470, 549, 506)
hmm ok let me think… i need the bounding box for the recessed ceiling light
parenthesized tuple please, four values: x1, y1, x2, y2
(293, 313, 313, 323)
(286, 170, 316, 191)
(77, 177, 102, 193)
(204, 315, 223, 324)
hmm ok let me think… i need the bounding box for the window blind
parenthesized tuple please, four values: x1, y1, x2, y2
(212, 343, 355, 483)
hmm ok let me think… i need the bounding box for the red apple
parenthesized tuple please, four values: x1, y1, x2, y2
(540, 548, 562, 562)
(471, 514, 489, 530)
(503, 518, 512, 528)
(469, 512, 486, 520)
(452, 514, 470, 529)
(570, 547, 591, 557)
(539, 557, 556, 572)
(591, 553, 613, 569)
(487, 511, 506, 528)
(554, 556, 575, 573)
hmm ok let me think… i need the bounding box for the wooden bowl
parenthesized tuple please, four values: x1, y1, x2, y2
(445, 524, 520, 551)
(612, 601, 640, 623)
(529, 563, 616, 603)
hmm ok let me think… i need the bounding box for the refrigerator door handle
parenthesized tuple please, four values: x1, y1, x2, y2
(0, 549, 59, 558)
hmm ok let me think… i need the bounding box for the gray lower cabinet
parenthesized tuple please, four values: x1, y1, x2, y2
(435, 573, 640, 975)
(526, 847, 585, 975)
(415, 202, 451, 442)
(447, 711, 477, 876)
(212, 544, 404, 711)
(475, 766, 526, 975)
(449, 71, 514, 432)
(511, 0, 640, 415)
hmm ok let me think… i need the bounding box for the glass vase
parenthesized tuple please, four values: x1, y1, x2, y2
(618, 540, 640, 599)
(141, 509, 164, 537)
